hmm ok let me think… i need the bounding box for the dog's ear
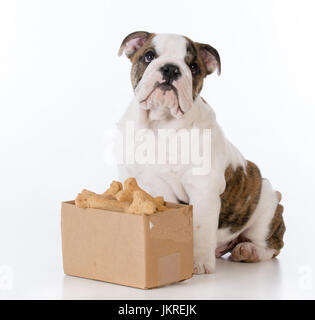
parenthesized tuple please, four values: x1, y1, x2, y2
(196, 43, 221, 75)
(118, 31, 151, 59)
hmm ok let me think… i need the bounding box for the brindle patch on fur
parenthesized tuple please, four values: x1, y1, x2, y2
(129, 33, 156, 89)
(219, 161, 262, 233)
(184, 37, 208, 99)
(266, 203, 285, 250)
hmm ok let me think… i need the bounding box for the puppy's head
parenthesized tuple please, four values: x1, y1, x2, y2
(119, 32, 221, 121)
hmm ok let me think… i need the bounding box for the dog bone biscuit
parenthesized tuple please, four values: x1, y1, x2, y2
(104, 181, 123, 196)
(115, 189, 133, 203)
(75, 178, 167, 214)
(124, 178, 167, 211)
(154, 196, 166, 208)
(81, 189, 116, 200)
(127, 190, 157, 215)
(81, 189, 95, 195)
(75, 192, 129, 212)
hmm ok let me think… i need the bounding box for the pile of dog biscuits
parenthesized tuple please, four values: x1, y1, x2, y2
(75, 177, 168, 215)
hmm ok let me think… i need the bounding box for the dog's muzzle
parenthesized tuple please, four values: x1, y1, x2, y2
(135, 58, 193, 120)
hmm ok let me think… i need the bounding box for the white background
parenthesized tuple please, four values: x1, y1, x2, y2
(1, 0, 315, 299)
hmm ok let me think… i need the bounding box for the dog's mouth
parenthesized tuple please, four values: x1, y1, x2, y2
(140, 81, 184, 115)
(157, 82, 176, 92)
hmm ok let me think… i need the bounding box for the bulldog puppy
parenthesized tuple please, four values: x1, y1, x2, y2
(116, 31, 285, 274)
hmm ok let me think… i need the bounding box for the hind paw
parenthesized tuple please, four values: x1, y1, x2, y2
(230, 242, 260, 263)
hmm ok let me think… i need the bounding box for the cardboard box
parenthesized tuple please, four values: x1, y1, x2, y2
(61, 201, 193, 289)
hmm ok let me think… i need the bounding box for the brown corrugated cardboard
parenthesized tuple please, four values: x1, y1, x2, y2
(61, 201, 193, 289)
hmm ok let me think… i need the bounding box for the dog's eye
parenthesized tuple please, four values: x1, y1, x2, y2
(144, 51, 155, 64)
(190, 63, 199, 75)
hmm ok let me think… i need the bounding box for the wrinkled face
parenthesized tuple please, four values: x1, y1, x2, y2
(119, 32, 221, 121)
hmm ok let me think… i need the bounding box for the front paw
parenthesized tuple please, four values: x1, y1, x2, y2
(193, 247, 215, 274)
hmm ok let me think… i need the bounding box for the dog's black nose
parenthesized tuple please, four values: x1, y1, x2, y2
(160, 64, 181, 83)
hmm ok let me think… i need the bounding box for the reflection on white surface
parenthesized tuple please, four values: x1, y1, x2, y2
(1, 250, 313, 299)
(61, 258, 283, 300)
